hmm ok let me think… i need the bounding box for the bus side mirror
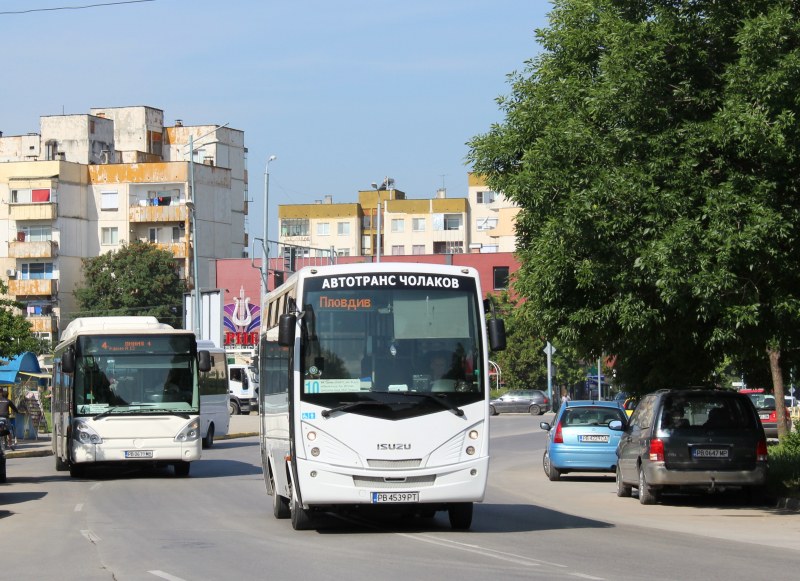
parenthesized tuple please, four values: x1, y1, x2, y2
(278, 313, 297, 347)
(198, 350, 211, 373)
(488, 318, 506, 352)
(62, 347, 75, 374)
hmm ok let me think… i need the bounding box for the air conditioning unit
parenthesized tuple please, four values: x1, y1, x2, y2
(6, 268, 17, 277)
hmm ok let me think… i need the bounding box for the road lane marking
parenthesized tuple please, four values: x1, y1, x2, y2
(396, 532, 567, 568)
(570, 574, 605, 580)
(90, 483, 102, 491)
(74, 504, 83, 512)
(80, 530, 101, 544)
(148, 571, 187, 581)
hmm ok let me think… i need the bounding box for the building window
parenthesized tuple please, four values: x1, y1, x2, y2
(101, 191, 119, 210)
(493, 266, 510, 290)
(443, 214, 462, 231)
(21, 225, 52, 241)
(433, 241, 464, 254)
(149, 228, 159, 243)
(412, 245, 425, 255)
(281, 218, 309, 237)
(337, 248, 351, 256)
(362, 235, 371, 250)
(101, 227, 119, 245)
(11, 188, 51, 204)
(172, 226, 182, 243)
(337, 222, 350, 235)
(21, 262, 54, 280)
(391, 245, 404, 255)
(362, 215, 372, 229)
(477, 190, 497, 204)
(391, 219, 404, 233)
(481, 245, 499, 253)
(412, 218, 425, 232)
(476, 217, 498, 231)
(317, 222, 330, 236)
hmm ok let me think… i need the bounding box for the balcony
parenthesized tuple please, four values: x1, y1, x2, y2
(9, 202, 57, 221)
(155, 242, 189, 259)
(27, 314, 58, 334)
(8, 239, 59, 259)
(129, 203, 189, 224)
(9, 279, 58, 298)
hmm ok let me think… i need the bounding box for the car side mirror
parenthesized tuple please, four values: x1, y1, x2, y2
(539, 422, 551, 431)
(608, 420, 624, 431)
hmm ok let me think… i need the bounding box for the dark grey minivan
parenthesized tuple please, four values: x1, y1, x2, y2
(615, 389, 768, 504)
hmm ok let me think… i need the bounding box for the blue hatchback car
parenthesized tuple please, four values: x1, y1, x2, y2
(540, 400, 627, 481)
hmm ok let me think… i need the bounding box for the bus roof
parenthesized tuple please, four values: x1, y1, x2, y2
(59, 316, 180, 344)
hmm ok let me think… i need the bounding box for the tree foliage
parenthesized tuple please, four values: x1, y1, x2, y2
(73, 241, 187, 328)
(468, 0, 800, 437)
(0, 279, 41, 358)
(490, 291, 588, 398)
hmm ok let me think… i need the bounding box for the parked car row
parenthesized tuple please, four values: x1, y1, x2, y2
(540, 389, 769, 505)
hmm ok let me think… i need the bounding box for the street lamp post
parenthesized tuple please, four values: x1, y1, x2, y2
(263, 155, 277, 296)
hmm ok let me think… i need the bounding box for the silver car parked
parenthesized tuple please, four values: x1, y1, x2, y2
(490, 389, 551, 415)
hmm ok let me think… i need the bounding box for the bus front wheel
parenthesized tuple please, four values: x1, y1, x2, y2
(174, 462, 191, 477)
(202, 423, 215, 449)
(290, 483, 313, 530)
(448, 502, 473, 530)
(271, 470, 290, 519)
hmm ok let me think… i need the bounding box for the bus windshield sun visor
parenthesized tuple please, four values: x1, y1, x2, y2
(321, 401, 390, 418)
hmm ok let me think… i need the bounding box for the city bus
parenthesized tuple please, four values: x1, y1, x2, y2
(259, 263, 506, 530)
(197, 340, 231, 448)
(52, 316, 211, 478)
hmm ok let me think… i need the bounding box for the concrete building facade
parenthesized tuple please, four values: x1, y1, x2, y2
(276, 173, 518, 261)
(0, 106, 247, 342)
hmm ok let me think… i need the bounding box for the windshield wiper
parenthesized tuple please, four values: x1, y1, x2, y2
(400, 392, 465, 416)
(93, 406, 125, 420)
(321, 401, 388, 418)
(146, 408, 192, 418)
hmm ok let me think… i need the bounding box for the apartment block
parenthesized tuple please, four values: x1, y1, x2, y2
(0, 106, 247, 342)
(276, 174, 517, 259)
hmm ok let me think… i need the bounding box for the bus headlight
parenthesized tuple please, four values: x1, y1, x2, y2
(174, 418, 200, 442)
(74, 420, 102, 445)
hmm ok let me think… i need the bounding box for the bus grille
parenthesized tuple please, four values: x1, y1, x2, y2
(366, 459, 422, 469)
(353, 475, 436, 488)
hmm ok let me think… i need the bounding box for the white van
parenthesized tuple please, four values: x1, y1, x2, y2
(197, 340, 231, 447)
(228, 363, 259, 415)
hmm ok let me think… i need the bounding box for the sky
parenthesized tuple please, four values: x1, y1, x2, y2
(1, 0, 551, 242)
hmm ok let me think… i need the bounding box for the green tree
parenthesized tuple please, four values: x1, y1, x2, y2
(73, 241, 186, 328)
(0, 279, 41, 358)
(468, 1, 800, 438)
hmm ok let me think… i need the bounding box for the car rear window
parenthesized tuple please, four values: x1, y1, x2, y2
(659, 393, 758, 431)
(562, 406, 625, 427)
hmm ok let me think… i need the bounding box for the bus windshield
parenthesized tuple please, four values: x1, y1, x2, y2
(299, 275, 484, 413)
(74, 336, 198, 416)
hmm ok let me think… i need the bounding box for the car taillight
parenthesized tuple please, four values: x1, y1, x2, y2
(756, 439, 768, 462)
(553, 422, 563, 444)
(544, 396, 550, 404)
(770, 411, 777, 421)
(648, 438, 664, 462)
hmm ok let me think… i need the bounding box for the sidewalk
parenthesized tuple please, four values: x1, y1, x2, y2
(4, 413, 260, 459)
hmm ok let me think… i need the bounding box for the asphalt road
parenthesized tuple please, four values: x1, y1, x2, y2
(1, 414, 798, 581)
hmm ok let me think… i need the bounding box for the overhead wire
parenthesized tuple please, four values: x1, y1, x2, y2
(0, 0, 155, 15)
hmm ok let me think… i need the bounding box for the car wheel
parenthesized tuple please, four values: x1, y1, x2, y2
(0, 459, 6, 483)
(202, 423, 215, 449)
(543, 450, 560, 481)
(638, 465, 658, 505)
(69, 463, 85, 479)
(616, 464, 632, 497)
(489, 405, 498, 416)
(529, 404, 541, 415)
(448, 502, 473, 530)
